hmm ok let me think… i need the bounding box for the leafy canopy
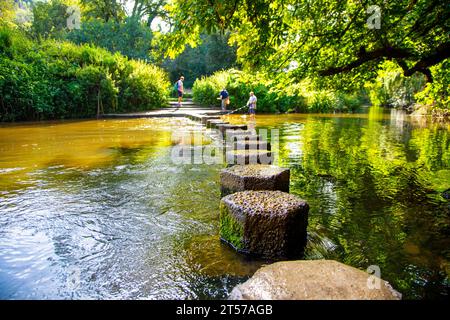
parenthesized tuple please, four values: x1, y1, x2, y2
(158, 0, 449, 86)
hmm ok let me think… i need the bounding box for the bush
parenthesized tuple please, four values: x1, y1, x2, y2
(0, 26, 169, 121)
(192, 69, 364, 113)
(415, 60, 449, 113)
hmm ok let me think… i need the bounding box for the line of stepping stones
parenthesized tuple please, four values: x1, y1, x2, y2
(190, 115, 401, 300)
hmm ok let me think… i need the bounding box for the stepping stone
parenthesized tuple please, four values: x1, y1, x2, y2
(233, 140, 271, 151)
(220, 165, 289, 196)
(201, 116, 221, 125)
(229, 260, 402, 300)
(225, 149, 273, 165)
(226, 131, 265, 142)
(216, 124, 248, 134)
(219, 190, 309, 258)
(207, 119, 229, 128)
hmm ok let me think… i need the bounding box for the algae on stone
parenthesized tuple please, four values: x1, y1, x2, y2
(219, 201, 245, 250)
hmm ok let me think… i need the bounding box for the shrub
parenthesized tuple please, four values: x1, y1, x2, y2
(365, 60, 426, 108)
(192, 69, 364, 113)
(0, 26, 169, 121)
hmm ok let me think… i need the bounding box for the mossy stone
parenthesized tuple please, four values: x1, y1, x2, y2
(219, 191, 309, 258)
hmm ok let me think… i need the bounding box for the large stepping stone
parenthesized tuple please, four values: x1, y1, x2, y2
(225, 149, 273, 165)
(220, 165, 289, 196)
(229, 260, 402, 300)
(219, 191, 309, 258)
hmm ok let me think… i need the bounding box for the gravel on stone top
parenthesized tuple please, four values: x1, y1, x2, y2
(228, 149, 271, 156)
(224, 165, 287, 177)
(223, 191, 306, 216)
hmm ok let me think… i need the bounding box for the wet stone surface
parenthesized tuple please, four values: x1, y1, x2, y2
(207, 119, 229, 128)
(229, 260, 402, 300)
(233, 140, 271, 151)
(202, 116, 222, 125)
(225, 149, 273, 165)
(217, 124, 248, 134)
(220, 165, 289, 196)
(219, 191, 309, 258)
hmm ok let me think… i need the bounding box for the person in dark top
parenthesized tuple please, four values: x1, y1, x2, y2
(219, 88, 229, 111)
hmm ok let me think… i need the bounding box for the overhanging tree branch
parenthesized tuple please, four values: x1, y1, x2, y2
(319, 42, 450, 82)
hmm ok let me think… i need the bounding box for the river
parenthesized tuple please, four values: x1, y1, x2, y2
(0, 108, 448, 299)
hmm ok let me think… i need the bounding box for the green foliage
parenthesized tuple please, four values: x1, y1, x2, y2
(31, 0, 71, 39)
(159, 0, 449, 94)
(161, 33, 239, 88)
(67, 18, 154, 61)
(193, 69, 364, 113)
(80, 0, 126, 23)
(415, 61, 450, 112)
(365, 61, 427, 108)
(0, 26, 169, 122)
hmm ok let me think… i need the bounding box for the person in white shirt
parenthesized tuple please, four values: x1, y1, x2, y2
(247, 92, 257, 115)
(176, 76, 184, 107)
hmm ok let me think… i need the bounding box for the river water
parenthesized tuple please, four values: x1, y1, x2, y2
(0, 108, 448, 299)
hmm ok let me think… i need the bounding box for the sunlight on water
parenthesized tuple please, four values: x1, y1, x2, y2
(0, 110, 449, 299)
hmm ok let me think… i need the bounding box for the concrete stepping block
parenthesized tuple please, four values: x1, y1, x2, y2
(201, 116, 222, 125)
(225, 149, 273, 165)
(226, 131, 265, 142)
(229, 260, 402, 300)
(207, 119, 229, 128)
(220, 165, 289, 196)
(217, 124, 248, 134)
(219, 190, 309, 258)
(233, 140, 271, 151)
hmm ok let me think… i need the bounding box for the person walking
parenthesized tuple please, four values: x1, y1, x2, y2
(176, 76, 184, 107)
(247, 91, 257, 116)
(219, 88, 229, 111)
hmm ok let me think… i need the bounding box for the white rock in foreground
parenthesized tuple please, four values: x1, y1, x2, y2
(229, 260, 402, 300)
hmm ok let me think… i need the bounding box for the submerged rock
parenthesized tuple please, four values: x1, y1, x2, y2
(182, 234, 267, 277)
(220, 165, 289, 196)
(229, 260, 402, 300)
(219, 191, 308, 258)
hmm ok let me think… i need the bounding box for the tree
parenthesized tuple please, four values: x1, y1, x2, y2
(162, 32, 238, 87)
(0, 0, 16, 24)
(31, 0, 70, 39)
(130, 0, 167, 27)
(80, 0, 126, 23)
(158, 0, 449, 85)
